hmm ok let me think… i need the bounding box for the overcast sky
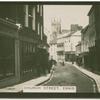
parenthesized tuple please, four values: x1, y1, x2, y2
(44, 5, 92, 35)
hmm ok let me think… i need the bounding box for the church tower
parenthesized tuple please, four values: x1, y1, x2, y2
(51, 18, 61, 40)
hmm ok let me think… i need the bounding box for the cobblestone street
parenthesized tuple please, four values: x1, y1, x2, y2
(43, 63, 97, 93)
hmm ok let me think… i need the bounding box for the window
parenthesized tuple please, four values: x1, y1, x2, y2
(37, 5, 39, 13)
(40, 5, 42, 16)
(32, 7, 36, 30)
(22, 42, 28, 54)
(32, 46, 35, 53)
(57, 43, 64, 47)
(28, 6, 33, 29)
(28, 44, 30, 53)
(38, 23, 40, 35)
(30, 44, 33, 53)
(41, 26, 43, 40)
(25, 5, 29, 27)
(23, 42, 26, 54)
(29, 16, 33, 29)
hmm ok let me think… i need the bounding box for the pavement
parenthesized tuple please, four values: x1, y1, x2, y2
(0, 71, 53, 92)
(43, 62, 96, 93)
(66, 62, 100, 93)
(0, 62, 100, 93)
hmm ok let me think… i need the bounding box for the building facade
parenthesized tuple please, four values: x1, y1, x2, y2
(49, 40, 57, 61)
(56, 27, 81, 63)
(75, 41, 82, 66)
(0, 3, 48, 88)
(81, 5, 100, 72)
(57, 33, 66, 62)
(76, 41, 81, 56)
(81, 25, 90, 67)
(65, 30, 81, 62)
(56, 30, 70, 62)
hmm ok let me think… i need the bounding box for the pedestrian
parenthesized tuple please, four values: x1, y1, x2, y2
(48, 59, 52, 73)
(62, 61, 65, 66)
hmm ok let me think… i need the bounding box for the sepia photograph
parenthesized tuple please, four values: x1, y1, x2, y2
(0, 1, 100, 97)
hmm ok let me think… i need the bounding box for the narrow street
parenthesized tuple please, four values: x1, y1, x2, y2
(43, 63, 97, 93)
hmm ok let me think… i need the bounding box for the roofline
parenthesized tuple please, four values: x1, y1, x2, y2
(87, 5, 94, 16)
(81, 25, 89, 34)
(57, 30, 81, 39)
(66, 30, 81, 37)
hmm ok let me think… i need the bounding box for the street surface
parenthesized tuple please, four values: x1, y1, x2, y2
(43, 63, 97, 93)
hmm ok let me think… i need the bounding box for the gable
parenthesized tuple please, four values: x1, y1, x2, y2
(72, 31, 81, 36)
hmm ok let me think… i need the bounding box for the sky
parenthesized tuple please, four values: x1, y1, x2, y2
(44, 5, 92, 35)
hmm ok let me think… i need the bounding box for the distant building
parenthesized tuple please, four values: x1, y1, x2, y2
(75, 41, 82, 66)
(57, 30, 70, 62)
(76, 41, 81, 56)
(56, 26, 81, 62)
(65, 30, 81, 62)
(51, 18, 61, 35)
(57, 35, 65, 62)
(49, 39, 57, 61)
(71, 24, 82, 32)
(49, 18, 61, 61)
